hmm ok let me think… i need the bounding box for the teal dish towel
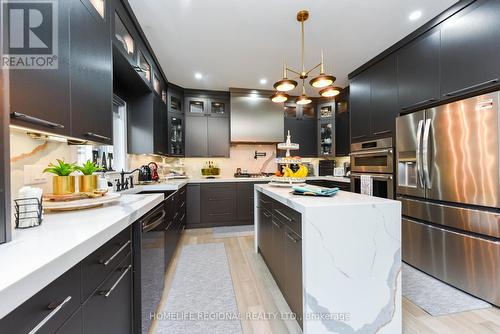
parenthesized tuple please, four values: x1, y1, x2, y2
(292, 185, 339, 196)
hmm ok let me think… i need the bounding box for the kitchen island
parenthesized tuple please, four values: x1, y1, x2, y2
(254, 184, 401, 334)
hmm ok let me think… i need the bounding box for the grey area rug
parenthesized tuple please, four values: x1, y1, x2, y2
(212, 225, 254, 238)
(403, 263, 491, 316)
(155, 243, 243, 334)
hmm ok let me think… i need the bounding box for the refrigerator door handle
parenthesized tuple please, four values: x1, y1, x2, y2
(416, 120, 425, 188)
(422, 118, 432, 189)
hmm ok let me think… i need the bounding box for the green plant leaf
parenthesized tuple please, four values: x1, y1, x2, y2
(43, 160, 77, 176)
(75, 160, 103, 175)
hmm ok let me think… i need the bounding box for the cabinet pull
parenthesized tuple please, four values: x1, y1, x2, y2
(286, 232, 299, 243)
(101, 265, 132, 298)
(263, 211, 271, 218)
(142, 210, 166, 232)
(272, 220, 281, 228)
(173, 212, 179, 219)
(274, 209, 292, 222)
(352, 135, 367, 139)
(444, 79, 499, 97)
(402, 98, 437, 111)
(28, 296, 72, 334)
(180, 213, 186, 221)
(11, 112, 64, 129)
(84, 132, 111, 142)
(372, 130, 392, 135)
(100, 240, 131, 266)
(208, 212, 232, 216)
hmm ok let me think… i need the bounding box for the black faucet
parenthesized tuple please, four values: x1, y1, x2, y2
(117, 169, 140, 191)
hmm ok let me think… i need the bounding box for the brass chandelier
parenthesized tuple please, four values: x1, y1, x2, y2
(270, 10, 341, 104)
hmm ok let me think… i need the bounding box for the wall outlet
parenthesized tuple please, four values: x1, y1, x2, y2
(24, 165, 48, 185)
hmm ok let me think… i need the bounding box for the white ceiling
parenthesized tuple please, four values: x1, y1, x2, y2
(129, 0, 457, 94)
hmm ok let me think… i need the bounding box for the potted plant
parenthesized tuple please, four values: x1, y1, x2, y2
(43, 160, 77, 195)
(76, 160, 103, 193)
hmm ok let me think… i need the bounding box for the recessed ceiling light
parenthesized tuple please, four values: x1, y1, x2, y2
(194, 72, 203, 80)
(260, 78, 267, 85)
(409, 10, 422, 21)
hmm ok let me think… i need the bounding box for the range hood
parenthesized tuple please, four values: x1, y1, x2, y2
(230, 88, 284, 143)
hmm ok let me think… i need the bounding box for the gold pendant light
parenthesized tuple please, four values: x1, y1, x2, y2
(270, 10, 338, 103)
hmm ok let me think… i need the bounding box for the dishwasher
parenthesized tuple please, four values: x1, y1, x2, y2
(133, 203, 167, 334)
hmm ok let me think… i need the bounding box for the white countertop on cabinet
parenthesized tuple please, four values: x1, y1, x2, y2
(254, 184, 402, 334)
(0, 193, 163, 319)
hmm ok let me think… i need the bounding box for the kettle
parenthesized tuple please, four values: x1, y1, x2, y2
(138, 165, 152, 182)
(149, 162, 159, 182)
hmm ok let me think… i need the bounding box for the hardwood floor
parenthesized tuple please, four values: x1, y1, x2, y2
(151, 228, 500, 334)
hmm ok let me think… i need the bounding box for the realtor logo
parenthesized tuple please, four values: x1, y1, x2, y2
(1, 0, 58, 69)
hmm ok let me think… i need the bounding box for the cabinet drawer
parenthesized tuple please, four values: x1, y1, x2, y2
(273, 202, 302, 237)
(258, 193, 274, 211)
(202, 183, 236, 200)
(83, 254, 133, 334)
(81, 227, 131, 301)
(203, 201, 236, 222)
(0, 264, 81, 334)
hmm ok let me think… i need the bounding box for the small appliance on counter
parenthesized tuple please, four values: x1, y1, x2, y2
(149, 162, 159, 182)
(334, 167, 345, 177)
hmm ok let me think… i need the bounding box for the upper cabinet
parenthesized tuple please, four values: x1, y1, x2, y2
(70, 0, 113, 145)
(168, 87, 184, 114)
(398, 29, 441, 112)
(114, 11, 135, 62)
(137, 50, 152, 84)
(440, 0, 500, 98)
(317, 102, 335, 157)
(9, 0, 71, 136)
(335, 89, 350, 157)
(283, 101, 317, 157)
(350, 55, 398, 143)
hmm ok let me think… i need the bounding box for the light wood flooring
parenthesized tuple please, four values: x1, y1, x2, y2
(151, 228, 500, 334)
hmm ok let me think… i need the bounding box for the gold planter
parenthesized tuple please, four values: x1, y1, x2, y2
(78, 175, 98, 193)
(52, 176, 76, 195)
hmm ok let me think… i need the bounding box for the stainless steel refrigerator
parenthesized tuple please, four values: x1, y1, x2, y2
(396, 91, 500, 306)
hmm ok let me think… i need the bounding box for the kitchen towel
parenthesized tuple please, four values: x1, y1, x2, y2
(360, 175, 373, 196)
(292, 185, 339, 196)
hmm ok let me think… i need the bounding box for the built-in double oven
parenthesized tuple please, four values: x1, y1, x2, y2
(350, 138, 395, 199)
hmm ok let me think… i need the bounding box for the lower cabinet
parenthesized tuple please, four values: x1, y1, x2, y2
(83, 254, 133, 334)
(165, 186, 186, 267)
(257, 195, 303, 327)
(187, 182, 264, 228)
(0, 226, 134, 334)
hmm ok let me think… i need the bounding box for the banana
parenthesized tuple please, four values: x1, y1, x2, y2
(284, 167, 294, 178)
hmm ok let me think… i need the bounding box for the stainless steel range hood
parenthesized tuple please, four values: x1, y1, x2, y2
(230, 88, 284, 143)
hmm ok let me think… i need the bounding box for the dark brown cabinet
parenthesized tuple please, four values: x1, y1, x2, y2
(70, 0, 113, 145)
(350, 71, 371, 142)
(370, 55, 399, 137)
(335, 89, 350, 157)
(440, 0, 500, 98)
(201, 183, 237, 223)
(257, 195, 303, 328)
(207, 116, 230, 157)
(0, 107, 9, 244)
(9, 0, 71, 136)
(56, 309, 83, 334)
(168, 88, 184, 114)
(283, 102, 317, 157)
(186, 184, 201, 227)
(169, 114, 184, 156)
(128, 93, 168, 156)
(83, 255, 132, 334)
(350, 55, 398, 142)
(185, 91, 230, 157)
(317, 101, 335, 157)
(398, 29, 441, 111)
(283, 228, 303, 327)
(306, 179, 351, 192)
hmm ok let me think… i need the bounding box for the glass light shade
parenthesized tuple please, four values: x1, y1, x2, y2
(319, 86, 341, 98)
(310, 74, 336, 88)
(273, 79, 298, 92)
(270, 92, 289, 103)
(296, 94, 312, 105)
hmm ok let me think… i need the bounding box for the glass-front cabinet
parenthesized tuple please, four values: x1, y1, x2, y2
(186, 97, 207, 115)
(319, 104, 334, 118)
(209, 100, 227, 116)
(153, 74, 161, 95)
(114, 12, 134, 59)
(138, 51, 151, 82)
(169, 115, 184, 156)
(301, 105, 316, 119)
(284, 103, 298, 118)
(319, 121, 334, 156)
(169, 92, 183, 113)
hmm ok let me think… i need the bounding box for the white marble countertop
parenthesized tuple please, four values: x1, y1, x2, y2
(0, 193, 163, 319)
(254, 185, 402, 333)
(120, 175, 350, 194)
(255, 183, 388, 214)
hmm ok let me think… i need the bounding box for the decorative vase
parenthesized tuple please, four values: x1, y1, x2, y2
(52, 176, 76, 195)
(78, 175, 98, 193)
